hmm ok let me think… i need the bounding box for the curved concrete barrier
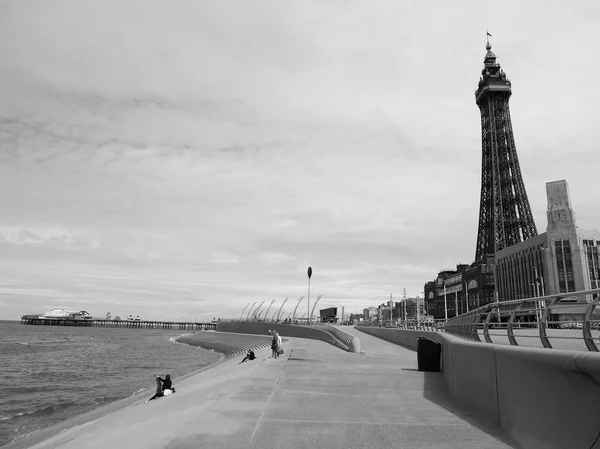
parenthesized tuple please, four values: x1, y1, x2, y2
(216, 321, 360, 353)
(321, 324, 361, 353)
(356, 326, 600, 449)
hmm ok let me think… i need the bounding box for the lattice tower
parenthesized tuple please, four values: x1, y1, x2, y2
(474, 40, 537, 261)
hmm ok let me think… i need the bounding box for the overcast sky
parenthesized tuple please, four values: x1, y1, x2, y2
(1, 1, 599, 321)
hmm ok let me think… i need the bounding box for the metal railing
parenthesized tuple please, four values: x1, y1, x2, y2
(444, 288, 600, 352)
(219, 318, 330, 327)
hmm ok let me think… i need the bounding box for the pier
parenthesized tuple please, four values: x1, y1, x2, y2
(20, 316, 216, 331)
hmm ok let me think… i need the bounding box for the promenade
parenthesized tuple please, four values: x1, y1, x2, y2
(10, 329, 517, 449)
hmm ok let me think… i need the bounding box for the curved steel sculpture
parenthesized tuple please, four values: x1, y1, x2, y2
(245, 302, 257, 320)
(274, 297, 291, 321)
(291, 297, 304, 321)
(263, 300, 276, 322)
(252, 301, 265, 320)
(309, 295, 323, 325)
(240, 303, 250, 320)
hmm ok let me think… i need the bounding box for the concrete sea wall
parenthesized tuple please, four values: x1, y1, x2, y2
(216, 321, 360, 353)
(356, 326, 600, 449)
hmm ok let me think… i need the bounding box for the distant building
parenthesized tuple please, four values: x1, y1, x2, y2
(319, 307, 338, 323)
(377, 303, 392, 322)
(424, 259, 495, 320)
(348, 313, 363, 324)
(495, 180, 600, 322)
(363, 306, 377, 321)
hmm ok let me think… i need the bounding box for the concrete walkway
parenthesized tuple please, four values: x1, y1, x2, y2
(12, 330, 518, 449)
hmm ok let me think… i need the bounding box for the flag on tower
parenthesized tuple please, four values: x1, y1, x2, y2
(487, 31, 492, 37)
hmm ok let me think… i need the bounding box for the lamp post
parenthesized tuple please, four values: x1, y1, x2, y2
(403, 288, 407, 324)
(444, 285, 448, 320)
(454, 290, 459, 318)
(307, 267, 312, 325)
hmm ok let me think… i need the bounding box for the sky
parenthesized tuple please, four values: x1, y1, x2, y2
(1, 1, 600, 321)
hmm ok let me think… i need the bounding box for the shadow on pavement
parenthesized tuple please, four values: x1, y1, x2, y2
(419, 363, 520, 448)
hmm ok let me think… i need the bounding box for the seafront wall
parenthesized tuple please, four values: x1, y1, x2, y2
(176, 331, 275, 358)
(216, 321, 360, 353)
(356, 327, 600, 449)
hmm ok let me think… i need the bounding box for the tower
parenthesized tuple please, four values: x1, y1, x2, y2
(474, 38, 537, 261)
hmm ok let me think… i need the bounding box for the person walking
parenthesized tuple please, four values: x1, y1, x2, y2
(276, 332, 283, 357)
(271, 331, 278, 358)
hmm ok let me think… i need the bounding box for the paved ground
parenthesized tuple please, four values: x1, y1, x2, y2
(12, 330, 518, 449)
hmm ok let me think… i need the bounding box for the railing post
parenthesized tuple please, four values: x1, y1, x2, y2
(483, 306, 496, 343)
(583, 296, 600, 352)
(471, 309, 482, 342)
(507, 303, 524, 346)
(539, 298, 562, 349)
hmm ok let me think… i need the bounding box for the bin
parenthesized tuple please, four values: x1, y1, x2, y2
(417, 337, 441, 372)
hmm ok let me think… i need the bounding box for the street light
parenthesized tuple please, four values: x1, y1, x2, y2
(443, 285, 448, 320)
(307, 267, 312, 325)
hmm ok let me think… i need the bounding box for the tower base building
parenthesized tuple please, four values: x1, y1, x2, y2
(495, 180, 600, 323)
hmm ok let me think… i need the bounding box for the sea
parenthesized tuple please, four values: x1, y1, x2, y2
(0, 321, 224, 447)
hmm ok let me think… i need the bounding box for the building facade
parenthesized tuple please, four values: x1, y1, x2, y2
(424, 259, 495, 320)
(495, 180, 600, 321)
(362, 306, 378, 321)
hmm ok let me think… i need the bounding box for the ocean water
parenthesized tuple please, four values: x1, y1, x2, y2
(0, 321, 223, 447)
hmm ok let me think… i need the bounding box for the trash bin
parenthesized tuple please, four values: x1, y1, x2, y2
(417, 337, 441, 372)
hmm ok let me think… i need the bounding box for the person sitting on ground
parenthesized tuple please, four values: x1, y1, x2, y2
(159, 374, 175, 394)
(159, 374, 173, 391)
(240, 349, 256, 364)
(145, 374, 175, 402)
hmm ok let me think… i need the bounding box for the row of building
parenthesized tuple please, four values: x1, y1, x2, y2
(424, 180, 600, 322)
(360, 297, 428, 324)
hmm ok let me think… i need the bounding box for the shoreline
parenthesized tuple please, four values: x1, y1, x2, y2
(5, 331, 273, 449)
